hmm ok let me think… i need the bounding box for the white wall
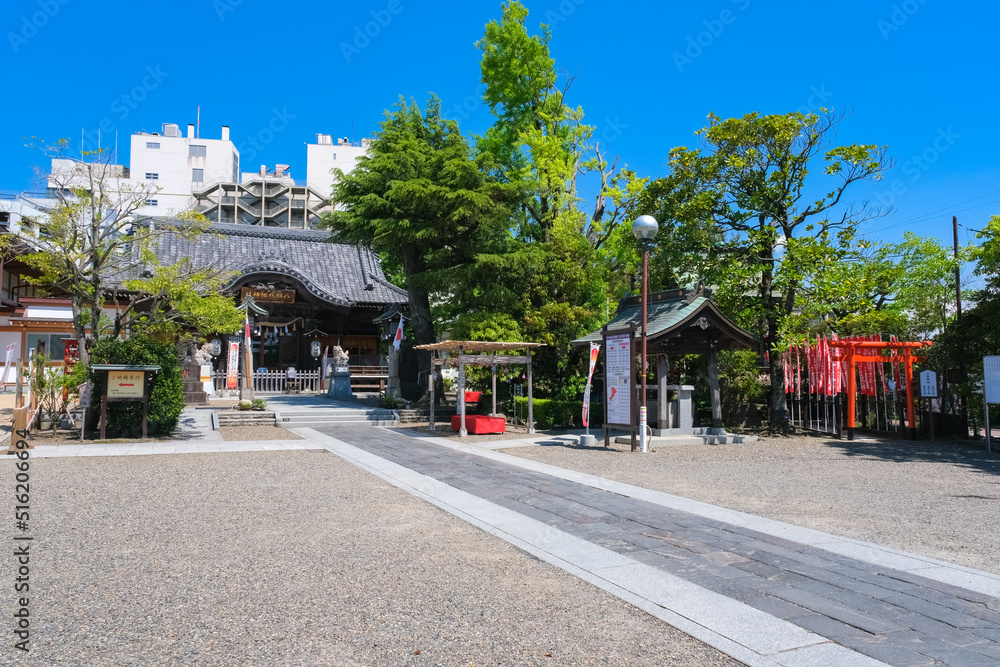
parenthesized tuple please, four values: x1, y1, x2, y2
(306, 139, 367, 198)
(130, 125, 238, 216)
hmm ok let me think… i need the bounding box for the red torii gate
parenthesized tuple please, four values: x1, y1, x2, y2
(829, 339, 931, 441)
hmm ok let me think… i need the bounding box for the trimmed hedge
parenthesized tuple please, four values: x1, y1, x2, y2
(511, 397, 604, 430)
(88, 336, 184, 437)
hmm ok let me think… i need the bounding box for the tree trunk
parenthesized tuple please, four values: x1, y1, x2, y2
(759, 229, 786, 431)
(400, 247, 440, 402)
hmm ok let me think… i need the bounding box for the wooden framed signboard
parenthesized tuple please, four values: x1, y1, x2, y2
(92, 364, 160, 440)
(603, 324, 637, 450)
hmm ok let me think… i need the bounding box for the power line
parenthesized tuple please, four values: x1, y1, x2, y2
(860, 188, 1000, 236)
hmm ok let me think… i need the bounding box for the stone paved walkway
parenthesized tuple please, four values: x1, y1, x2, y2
(315, 425, 1000, 667)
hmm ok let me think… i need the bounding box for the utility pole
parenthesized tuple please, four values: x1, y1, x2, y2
(954, 215, 968, 437)
(953, 215, 962, 319)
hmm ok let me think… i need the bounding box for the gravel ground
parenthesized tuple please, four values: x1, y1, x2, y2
(0, 451, 740, 666)
(503, 434, 1000, 575)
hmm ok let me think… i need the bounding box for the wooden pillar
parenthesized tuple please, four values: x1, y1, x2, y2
(428, 361, 436, 431)
(657, 355, 669, 430)
(527, 348, 534, 434)
(904, 348, 917, 440)
(708, 346, 722, 429)
(846, 345, 857, 440)
(491, 353, 497, 416)
(459, 345, 467, 437)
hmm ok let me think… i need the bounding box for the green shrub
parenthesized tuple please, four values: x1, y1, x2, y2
(251, 398, 267, 411)
(512, 397, 603, 429)
(88, 336, 183, 437)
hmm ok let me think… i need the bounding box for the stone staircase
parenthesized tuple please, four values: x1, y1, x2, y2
(273, 406, 398, 428)
(397, 407, 457, 424)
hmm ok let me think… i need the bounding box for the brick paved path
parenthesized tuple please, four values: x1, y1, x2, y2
(320, 425, 1000, 667)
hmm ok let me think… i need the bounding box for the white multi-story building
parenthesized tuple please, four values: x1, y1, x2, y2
(306, 134, 369, 199)
(36, 122, 368, 227)
(131, 122, 238, 215)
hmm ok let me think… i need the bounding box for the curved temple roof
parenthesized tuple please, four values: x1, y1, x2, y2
(134, 220, 408, 309)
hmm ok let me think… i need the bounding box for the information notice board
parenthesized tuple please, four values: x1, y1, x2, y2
(605, 333, 632, 425)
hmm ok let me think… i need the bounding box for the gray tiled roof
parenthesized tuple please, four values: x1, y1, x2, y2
(572, 292, 756, 350)
(135, 220, 408, 309)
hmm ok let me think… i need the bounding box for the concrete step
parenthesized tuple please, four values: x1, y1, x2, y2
(279, 419, 398, 427)
(274, 407, 397, 427)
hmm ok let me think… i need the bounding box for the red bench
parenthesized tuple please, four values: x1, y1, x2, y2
(451, 414, 505, 434)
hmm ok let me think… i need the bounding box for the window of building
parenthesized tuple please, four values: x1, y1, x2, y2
(192, 168, 204, 183)
(146, 142, 160, 149)
(232, 153, 239, 183)
(189, 145, 207, 158)
(145, 172, 158, 180)
(332, 153, 336, 160)
(144, 199, 158, 207)
(26, 333, 71, 363)
(0, 212, 9, 224)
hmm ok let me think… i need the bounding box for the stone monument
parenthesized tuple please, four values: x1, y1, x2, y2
(178, 339, 209, 405)
(326, 346, 354, 400)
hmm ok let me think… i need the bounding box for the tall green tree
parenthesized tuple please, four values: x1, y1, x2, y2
(322, 96, 513, 394)
(644, 110, 892, 426)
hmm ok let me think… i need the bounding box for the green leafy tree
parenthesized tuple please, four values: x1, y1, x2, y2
(643, 110, 892, 426)
(322, 96, 514, 395)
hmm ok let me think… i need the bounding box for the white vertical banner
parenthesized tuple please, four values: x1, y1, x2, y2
(582, 343, 600, 428)
(605, 333, 632, 425)
(1, 343, 15, 390)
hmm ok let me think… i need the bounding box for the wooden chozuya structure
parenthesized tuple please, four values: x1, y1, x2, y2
(573, 284, 758, 441)
(413, 341, 545, 436)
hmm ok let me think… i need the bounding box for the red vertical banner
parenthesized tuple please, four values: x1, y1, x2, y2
(226, 341, 239, 389)
(795, 345, 802, 398)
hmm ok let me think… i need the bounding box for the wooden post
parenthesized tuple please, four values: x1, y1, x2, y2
(708, 346, 722, 429)
(527, 347, 534, 434)
(459, 345, 467, 437)
(658, 355, 669, 430)
(428, 363, 435, 431)
(491, 353, 497, 417)
(904, 348, 917, 440)
(99, 380, 108, 441)
(141, 373, 150, 440)
(846, 345, 857, 440)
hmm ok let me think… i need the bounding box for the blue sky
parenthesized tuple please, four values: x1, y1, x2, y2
(2, 0, 997, 249)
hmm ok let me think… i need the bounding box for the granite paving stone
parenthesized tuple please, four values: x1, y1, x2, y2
(318, 424, 1000, 667)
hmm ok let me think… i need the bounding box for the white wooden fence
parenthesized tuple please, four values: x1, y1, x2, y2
(211, 366, 389, 394)
(212, 369, 322, 394)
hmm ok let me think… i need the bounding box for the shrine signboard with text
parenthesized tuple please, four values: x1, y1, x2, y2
(92, 364, 160, 440)
(240, 287, 295, 304)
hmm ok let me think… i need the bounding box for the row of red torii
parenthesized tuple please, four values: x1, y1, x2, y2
(785, 337, 932, 440)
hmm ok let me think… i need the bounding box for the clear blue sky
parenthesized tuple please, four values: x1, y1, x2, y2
(2, 0, 997, 249)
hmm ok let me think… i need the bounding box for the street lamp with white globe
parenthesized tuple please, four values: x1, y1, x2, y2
(632, 214, 658, 453)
